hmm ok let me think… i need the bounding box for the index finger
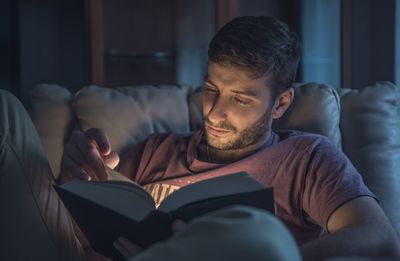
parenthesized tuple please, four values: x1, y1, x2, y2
(85, 128, 111, 156)
(75, 135, 108, 180)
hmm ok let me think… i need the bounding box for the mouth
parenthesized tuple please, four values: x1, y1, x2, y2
(206, 124, 231, 137)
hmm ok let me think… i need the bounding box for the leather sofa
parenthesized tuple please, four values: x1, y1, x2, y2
(29, 81, 400, 240)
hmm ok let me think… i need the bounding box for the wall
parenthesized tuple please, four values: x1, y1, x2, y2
(175, 0, 215, 87)
(18, 0, 86, 104)
(3, 0, 396, 104)
(344, 0, 395, 88)
(239, 0, 279, 17)
(300, 0, 341, 87)
(103, 0, 177, 86)
(0, 0, 19, 97)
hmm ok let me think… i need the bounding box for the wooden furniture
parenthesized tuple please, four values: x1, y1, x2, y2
(85, 0, 240, 87)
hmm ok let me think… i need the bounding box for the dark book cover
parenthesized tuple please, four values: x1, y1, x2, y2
(55, 173, 274, 260)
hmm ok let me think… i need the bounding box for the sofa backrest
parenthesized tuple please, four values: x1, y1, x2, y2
(29, 81, 400, 234)
(339, 82, 400, 234)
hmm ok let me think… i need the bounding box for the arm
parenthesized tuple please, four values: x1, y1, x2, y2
(301, 196, 400, 261)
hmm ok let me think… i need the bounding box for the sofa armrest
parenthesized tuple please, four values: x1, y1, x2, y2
(339, 82, 400, 234)
(29, 84, 75, 179)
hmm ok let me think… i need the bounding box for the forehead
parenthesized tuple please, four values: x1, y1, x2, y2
(205, 62, 272, 96)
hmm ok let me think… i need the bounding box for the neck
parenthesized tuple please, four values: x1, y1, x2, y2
(198, 131, 272, 164)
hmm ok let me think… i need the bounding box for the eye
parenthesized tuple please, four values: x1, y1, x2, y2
(233, 96, 251, 105)
(205, 86, 218, 94)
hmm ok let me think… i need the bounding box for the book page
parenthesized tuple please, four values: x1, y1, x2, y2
(158, 172, 264, 212)
(106, 167, 134, 183)
(59, 178, 156, 221)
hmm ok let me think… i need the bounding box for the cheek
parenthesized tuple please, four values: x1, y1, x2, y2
(231, 106, 269, 130)
(230, 112, 254, 130)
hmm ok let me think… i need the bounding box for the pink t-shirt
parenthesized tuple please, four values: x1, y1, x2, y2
(117, 130, 375, 245)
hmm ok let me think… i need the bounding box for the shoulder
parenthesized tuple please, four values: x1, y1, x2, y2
(272, 130, 351, 179)
(276, 132, 376, 230)
(276, 130, 352, 169)
(274, 130, 337, 153)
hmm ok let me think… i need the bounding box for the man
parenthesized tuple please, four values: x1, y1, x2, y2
(59, 16, 400, 260)
(0, 16, 398, 261)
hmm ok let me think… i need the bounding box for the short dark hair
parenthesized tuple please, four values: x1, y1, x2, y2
(208, 16, 300, 99)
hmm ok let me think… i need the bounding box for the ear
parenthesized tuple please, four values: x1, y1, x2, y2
(272, 87, 294, 119)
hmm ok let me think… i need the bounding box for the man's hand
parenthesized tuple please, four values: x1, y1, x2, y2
(114, 219, 187, 259)
(59, 128, 120, 183)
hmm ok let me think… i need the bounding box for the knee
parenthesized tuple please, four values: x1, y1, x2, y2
(170, 206, 302, 261)
(0, 89, 19, 103)
(0, 89, 24, 113)
(0, 88, 33, 141)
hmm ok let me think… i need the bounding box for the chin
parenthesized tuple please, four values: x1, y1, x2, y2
(206, 135, 236, 150)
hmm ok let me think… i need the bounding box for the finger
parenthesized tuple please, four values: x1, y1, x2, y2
(76, 136, 108, 180)
(63, 142, 98, 180)
(60, 157, 91, 181)
(86, 128, 111, 156)
(62, 130, 104, 180)
(103, 151, 120, 169)
(171, 219, 187, 234)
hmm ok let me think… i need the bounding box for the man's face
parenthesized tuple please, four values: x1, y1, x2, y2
(203, 62, 276, 150)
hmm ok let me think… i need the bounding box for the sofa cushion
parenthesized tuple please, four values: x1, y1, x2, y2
(188, 87, 204, 131)
(339, 82, 400, 233)
(29, 84, 75, 178)
(116, 84, 192, 134)
(73, 85, 192, 154)
(273, 83, 342, 149)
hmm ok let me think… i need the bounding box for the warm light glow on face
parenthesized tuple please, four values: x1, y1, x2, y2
(204, 110, 272, 150)
(203, 62, 275, 150)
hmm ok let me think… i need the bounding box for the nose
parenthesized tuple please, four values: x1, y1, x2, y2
(207, 96, 228, 124)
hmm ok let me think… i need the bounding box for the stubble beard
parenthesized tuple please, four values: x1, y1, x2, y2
(205, 109, 272, 150)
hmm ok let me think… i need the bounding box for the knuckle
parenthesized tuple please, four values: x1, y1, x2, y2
(86, 128, 104, 139)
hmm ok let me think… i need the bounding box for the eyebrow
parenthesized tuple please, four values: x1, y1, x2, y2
(204, 78, 260, 98)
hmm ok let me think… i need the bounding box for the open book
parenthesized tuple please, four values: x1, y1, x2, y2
(55, 169, 274, 260)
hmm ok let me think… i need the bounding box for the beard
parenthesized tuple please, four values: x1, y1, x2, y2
(204, 108, 272, 150)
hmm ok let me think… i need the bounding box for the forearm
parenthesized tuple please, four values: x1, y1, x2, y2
(300, 225, 400, 261)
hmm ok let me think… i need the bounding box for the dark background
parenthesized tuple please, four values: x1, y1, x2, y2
(0, 0, 397, 105)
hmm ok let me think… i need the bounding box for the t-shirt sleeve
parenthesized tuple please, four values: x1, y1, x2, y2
(116, 138, 147, 180)
(301, 137, 376, 231)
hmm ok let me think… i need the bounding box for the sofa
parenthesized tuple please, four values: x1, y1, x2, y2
(29, 81, 400, 241)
